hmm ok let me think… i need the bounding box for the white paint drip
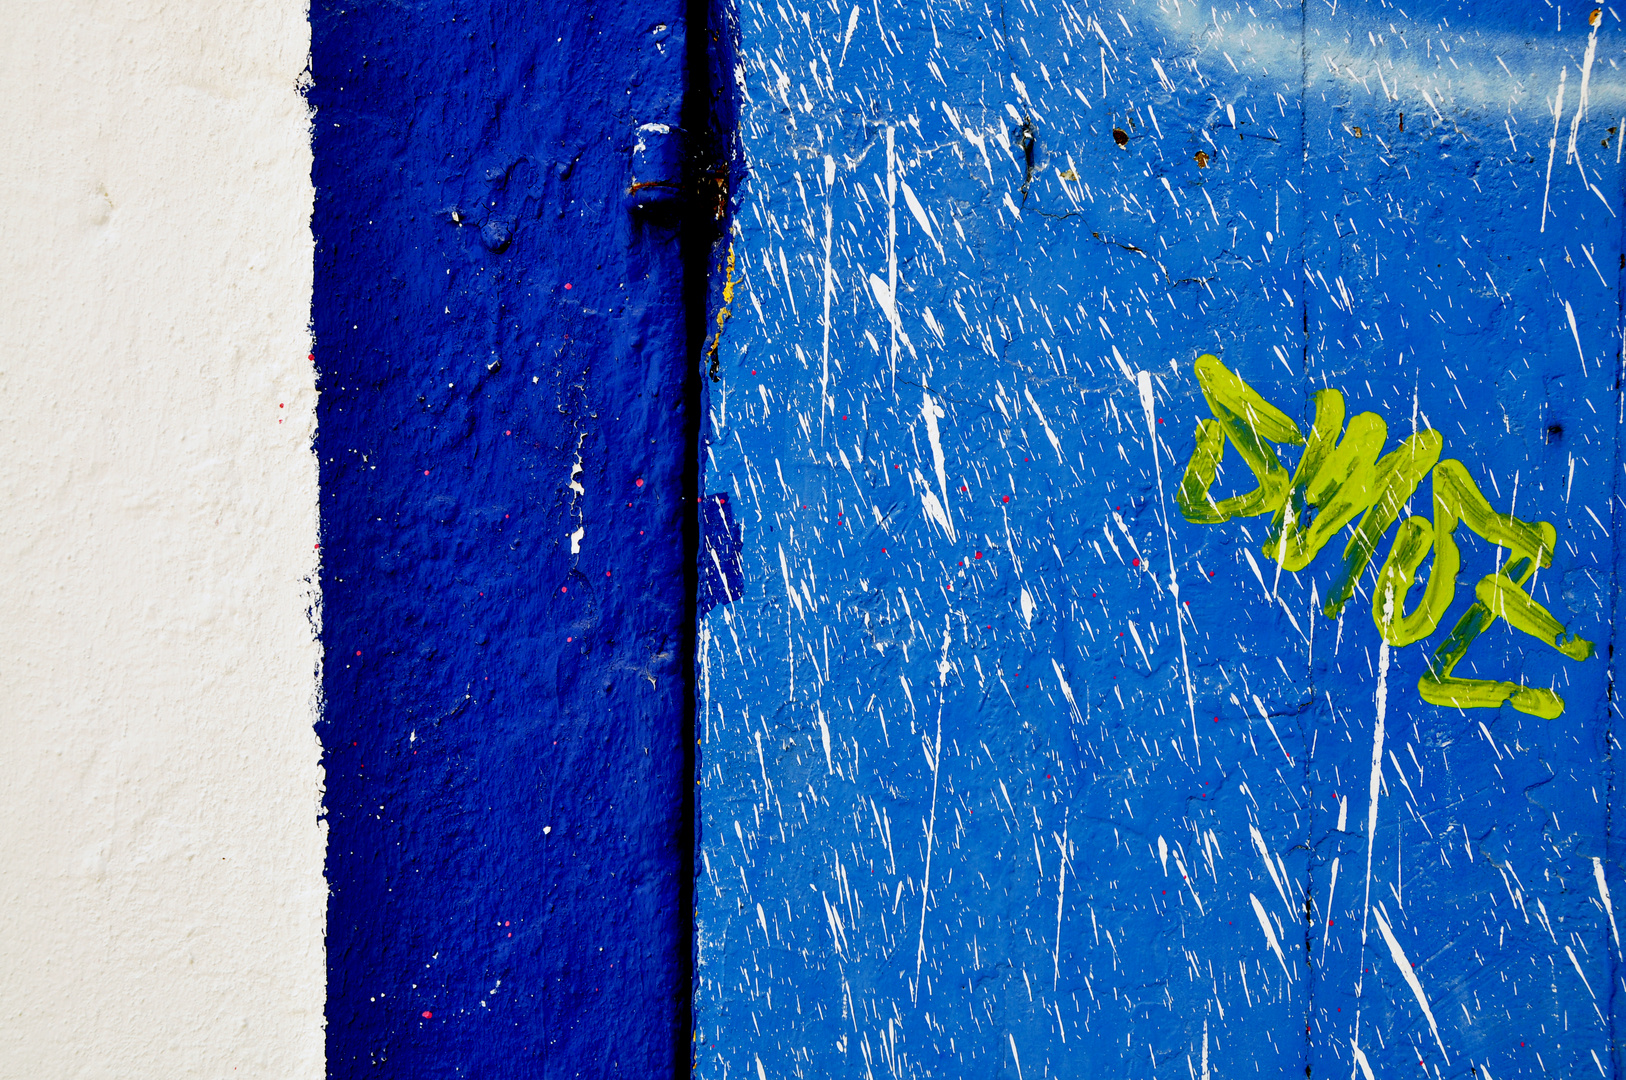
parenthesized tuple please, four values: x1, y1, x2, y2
(866, 273, 913, 356)
(839, 5, 859, 66)
(1350, 1041, 1376, 1080)
(899, 180, 942, 255)
(1358, 638, 1391, 994)
(1052, 827, 1070, 987)
(1320, 856, 1340, 963)
(1050, 659, 1084, 725)
(1250, 825, 1292, 916)
(913, 629, 950, 988)
(1373, 905, 1449, 1062)
(916, 474, 956, 540)
(1138, 370, 1200, 762)
(1565, 944, 1601, 1016)
(1174, 854, 1204, 914)
(1568, 13, 1602, 163)
(1565, 299, 1588, 374)
(778, 246, 797, 317)
(886, 126, 898, 383)
(778, 543, 804, 616)
(1542, 68, 1567, 233)
(1023, 387, 1064, 463)
(920, 393, 956, 541)
(1126, 621, 1151, 668)
(821, 154, 836, 434)
(1249, 893, 1291, 980)
(1594, 857, 1620, 955)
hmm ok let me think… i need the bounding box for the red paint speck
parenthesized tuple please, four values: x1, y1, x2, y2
(974, 552, 982, 559)
(279, 403, 285, 408)
(635, 478, 644, 487)
(422, 1011, 433, 1019)
(424, 470, 430, 476)
(1002, 495, 1010, 502)
(505, 430, 511, 435)
(564, 283, 572, 290)
(1132, 558, 1140, 566)
(560, 586, 568, 593)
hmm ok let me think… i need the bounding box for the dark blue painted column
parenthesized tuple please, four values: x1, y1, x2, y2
(311, 3, 696, 1074)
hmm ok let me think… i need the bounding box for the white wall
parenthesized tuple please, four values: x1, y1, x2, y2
(0, 3, 322, 1076)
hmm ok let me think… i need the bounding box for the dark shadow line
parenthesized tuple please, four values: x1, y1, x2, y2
(676, 0, 736, 1071)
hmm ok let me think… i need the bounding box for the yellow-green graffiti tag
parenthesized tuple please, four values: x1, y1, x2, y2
(1176, 354, 1593, 718)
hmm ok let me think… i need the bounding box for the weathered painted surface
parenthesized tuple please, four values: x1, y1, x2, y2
(0, 3, 322, 1075)
(696, 2, 1622, 1077)
(312, 2, 696, 1074)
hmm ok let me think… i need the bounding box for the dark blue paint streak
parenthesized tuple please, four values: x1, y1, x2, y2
(312, 3, 694, 1074)
(699, 493, 744, 618)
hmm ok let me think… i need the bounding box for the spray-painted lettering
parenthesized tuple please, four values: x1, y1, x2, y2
(1177, 353, 1594, 718)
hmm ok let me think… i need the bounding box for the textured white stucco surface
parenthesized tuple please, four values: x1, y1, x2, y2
(0, 3, 322, 1076)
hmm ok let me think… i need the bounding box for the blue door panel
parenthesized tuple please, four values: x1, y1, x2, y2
(695, 3, 1621, 1078)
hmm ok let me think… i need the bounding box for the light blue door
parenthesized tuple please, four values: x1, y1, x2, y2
(697, 2, 1621, 1077)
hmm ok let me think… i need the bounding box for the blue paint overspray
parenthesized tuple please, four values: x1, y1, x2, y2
(312, 2, 704, 1073)
(694, 2, 1623, 1078)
